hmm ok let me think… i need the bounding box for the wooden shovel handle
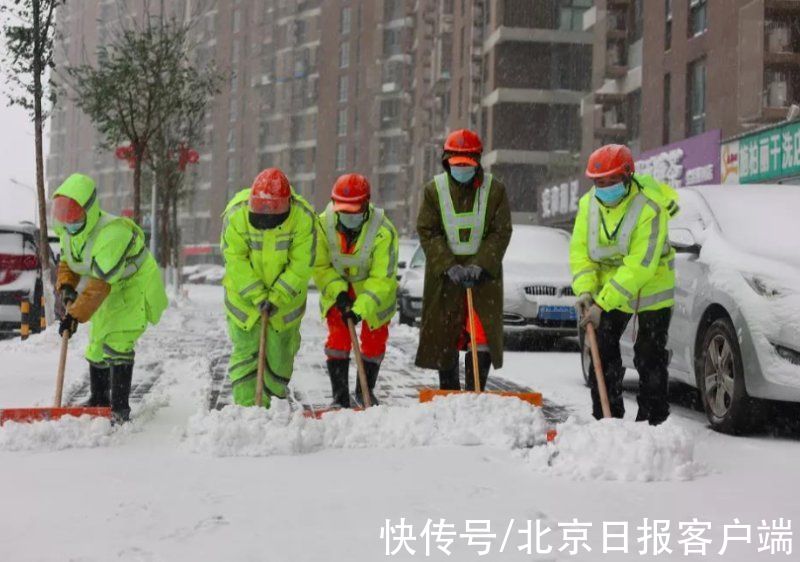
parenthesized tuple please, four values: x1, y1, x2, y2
(255, 310, 268, 407)
(53, 330, 70, 408)
(466, 288, 481, 393)
(347, 318, 371, 408)
(586, 322, 612, 418)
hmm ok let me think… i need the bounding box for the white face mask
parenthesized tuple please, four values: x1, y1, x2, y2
(338, 212, 366, 230)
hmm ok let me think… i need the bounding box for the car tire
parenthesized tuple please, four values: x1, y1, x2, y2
(579, 329, 591, 386)
(398, 308, 414, 326)
(696, 317, 763, 434)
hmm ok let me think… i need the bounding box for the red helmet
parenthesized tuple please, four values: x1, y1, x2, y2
(585, 144, 635, 180)
(331, 173, 371, 213)
(444, 129, 482, 166)
(52, 195, 86, 225)
(250, 168, 291, 215)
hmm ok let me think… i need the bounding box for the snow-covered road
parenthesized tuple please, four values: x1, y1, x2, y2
(1, 285, 798, 561)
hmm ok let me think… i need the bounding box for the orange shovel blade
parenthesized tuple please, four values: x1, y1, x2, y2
(418, 388, 543, 407)
(0, 407, 112, 425)
(302, 406, 365, 419)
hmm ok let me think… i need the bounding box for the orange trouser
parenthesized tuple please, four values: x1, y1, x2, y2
(457, 295, 488, 352)
(325, 305, 389, 364)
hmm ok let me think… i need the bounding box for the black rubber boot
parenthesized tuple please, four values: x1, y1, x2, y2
(354, 361, 380, 407)
(110, 363, 134, 424)
(464, 351, 492, 391)
(438, 362, 461, 390)
(327, 359, 351, 408)
(84, 364, 111, 407)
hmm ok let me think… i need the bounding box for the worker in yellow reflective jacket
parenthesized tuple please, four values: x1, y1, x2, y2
(313, 174, 399, 408)
(221, 168, 317, 408)
(570, 144, 679, 425)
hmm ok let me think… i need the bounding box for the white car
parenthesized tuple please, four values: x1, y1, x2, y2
(502, 225, 578, 349)
(397, 243, 425, 326)
(590, 185, 800, 434)
(0, 223, 58, 336)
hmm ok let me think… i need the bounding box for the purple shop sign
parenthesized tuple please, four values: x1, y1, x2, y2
(635, 130, 721, 187)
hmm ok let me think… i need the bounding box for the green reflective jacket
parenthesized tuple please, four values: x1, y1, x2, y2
(570, 174, 679, 314)
(313, 204, 399, 329)
(221, 188, 317, 332)
(54, 173, 168, 324)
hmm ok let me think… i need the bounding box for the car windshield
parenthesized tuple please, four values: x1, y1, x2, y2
(505, 226, 570, 264)
(696, 186, 800, 266)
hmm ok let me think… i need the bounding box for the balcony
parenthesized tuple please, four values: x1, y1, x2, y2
(766, 0, 800, 17)
(764, 52, 800, 66)
(595, 125, 628, 140)
(606, 65, 629, 79)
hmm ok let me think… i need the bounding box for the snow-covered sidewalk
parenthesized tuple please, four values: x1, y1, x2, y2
(0, 285, 798, 561)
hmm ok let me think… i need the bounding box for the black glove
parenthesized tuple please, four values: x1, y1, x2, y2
(342, 308, 362, 325)
(259, 300, 277, 316)
(59, 314, 78, 338)
(335, 291, 354, 315)
(60, 285, 78, 306)
(462, 265, 485, 288)
(445, 265, 468, 286)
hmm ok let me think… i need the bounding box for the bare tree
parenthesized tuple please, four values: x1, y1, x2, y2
(1, 0, 65, 281)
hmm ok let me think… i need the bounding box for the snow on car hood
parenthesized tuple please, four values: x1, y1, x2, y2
(503, 260, 571, 286)
(699, 228, 800, 387)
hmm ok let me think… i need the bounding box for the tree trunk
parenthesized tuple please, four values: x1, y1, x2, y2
(32, 0, 54, 322)
(132, 150, 143, 225)
(160, 192, 170, 267)
(171, 190, 181, 289)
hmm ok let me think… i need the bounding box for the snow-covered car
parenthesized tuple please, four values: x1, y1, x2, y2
(397, 243, 425, 326)
(502, 225, 578, 349)
(0, 224, 57, 336)
(397, 238, 418, 281)
(582, 185, 800, 434)
(182, 263, 225, 285)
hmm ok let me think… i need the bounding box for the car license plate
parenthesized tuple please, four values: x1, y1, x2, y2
(537, 306, 576, 321)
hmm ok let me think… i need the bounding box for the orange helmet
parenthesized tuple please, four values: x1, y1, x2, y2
(585, 144, 635, 180)
(443, 129, 482, 166)
(331, 173, 371, 213)
(52, 195, 86, 225)
(250, 168, 291, 214)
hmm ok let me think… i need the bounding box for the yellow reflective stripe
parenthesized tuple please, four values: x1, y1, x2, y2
(610, 279, 634, 300)
(293, 197, 318, 267)
(239, 281, 262, 298)
(363, 290, 381, 306)
(275, 239, 291, 250)
(229, 352, 259, 374)
(325, 348, 350, 359)
(630, 289, 674, 309)
(572, 267, 596, 283)
(377, 302, 395, 321)
(641, 202, 662, 267)
(225, 293, 249, 323)
(276, 278, 299, 298)
(282, 303, 306, 324)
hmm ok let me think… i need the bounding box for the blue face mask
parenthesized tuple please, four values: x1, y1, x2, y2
(338, 212, 366, 230)
(450, 166, 476, 184)
(594, 182, 628, 206)
(65, 221, 85, 235)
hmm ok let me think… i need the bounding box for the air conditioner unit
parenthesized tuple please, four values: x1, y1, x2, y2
(768, 79, 788, 107)
(767, 24, 791, 53)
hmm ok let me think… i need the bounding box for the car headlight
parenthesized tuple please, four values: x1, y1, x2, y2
(743, 274, 790, 298)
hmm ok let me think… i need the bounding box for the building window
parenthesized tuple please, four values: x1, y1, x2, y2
(336, 143, 347, 170)
(339, 41, 350, 68)
(663, 73, 671, 145)
(338, 75, 348, 102)
(557, 0, 592, 32)
(341, 6, 351, 34)
(665, 0, 672, 50)
(337, 108, 347, 137)
(689, 0, 708, 37)
(687, 58, 707, 135)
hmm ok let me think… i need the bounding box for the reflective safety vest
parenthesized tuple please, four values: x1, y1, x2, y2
(313, 204, 399, 329)
(570, 174, 677, 314)
(323, 203, 385, 283)
(63, 213, 150, 283)
(434, 172, 492, 256)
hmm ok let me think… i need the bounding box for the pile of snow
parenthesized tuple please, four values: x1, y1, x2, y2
(183, 393, 548, 457)
(0, 415, 116, 452)
(529, 417, 706, 482)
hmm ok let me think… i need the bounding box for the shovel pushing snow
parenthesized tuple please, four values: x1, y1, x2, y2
(419, 287, 543, 407)
(0, 330, 111, 425)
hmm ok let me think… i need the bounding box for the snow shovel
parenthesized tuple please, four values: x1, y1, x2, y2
(585, 322, 612, 419)
(0, 331, 111, 425)
(419, 287, 543, 407)
(304, 317, 370, 419)
(255, 310, 269, 408)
